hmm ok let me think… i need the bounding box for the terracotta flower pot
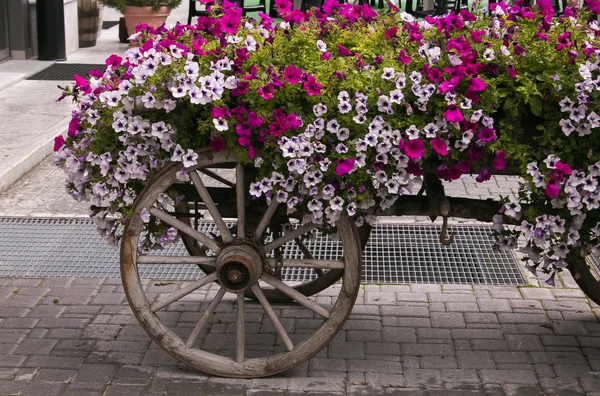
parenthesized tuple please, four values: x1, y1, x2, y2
(124, 6, 170, 37)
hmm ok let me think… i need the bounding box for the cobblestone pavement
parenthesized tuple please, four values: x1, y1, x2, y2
(0, 278, 599, 395)
(2, 157, 600, 395)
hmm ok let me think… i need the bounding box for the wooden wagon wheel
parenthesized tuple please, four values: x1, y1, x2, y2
(171, 152, 366, 303)
(568, 255, 600, 307)
(120, 149, 362, 377)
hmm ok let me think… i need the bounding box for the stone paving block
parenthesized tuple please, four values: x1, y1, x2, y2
(478, 299, 513, 313)
(309, 358, 347, 372)
(26, 305, 66, 318)
(384, 389, 425, 396)
(13, 338, 58, 355)
(440, 369, 480, 384)
(551, 320, 590, 336)
(366, 342, 401, 356)
(420, 356, 458, 369)
(365, 372, 406, 388)
(431, 313, 465, 328)
(20, 382, 65, 396)
(329, 341, 365, 359)
(367, 293, 397, 305)
(348, 330, 381, 342)
(430, 294, 476, 303)
(348, 359, 403, 374)
(37, 318, 89, 329)
(103, 385, 146, 396)
(580, 378, 600, 392)
(490, 289, 522, 299)
(410, 285, 441, 293)
(464, 313, 499, 325)
(451, 329, 503, 339)
(552, 364, 595, 378)
(530, 351, 588, 365)
(380, 306, 430, 318)
(505, 335, 544, 351)
(23, 356, 84, 370)
(471, 340, 508, 351)
(36, 368, 77, 382)
(73, 363, 117, 384)
(492, 351, 530, 364)
(479, 369, 538, 384)
(382, 327, 417, 343)
(519, 288, 556, 300)
(347, 384, 385, 395)
(402, 344, 455, 357)
(288, 377, 346, 392)
(540, 335, 579, 347)
(397, 317, 432, 328)
(396, 293, 429, 302)
(445, 303, 479, 312)
(497, 313, 550, 324)
(1, 317, 39, 329)
(417, 328, 451, 340)
(539, 377, 585, 394)
(82, 324, 122, 340)
(456, 351, 496, 369)
(404, 369, 443, 387)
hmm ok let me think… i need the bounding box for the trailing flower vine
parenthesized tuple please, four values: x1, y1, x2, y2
(54, 0, 600, 281)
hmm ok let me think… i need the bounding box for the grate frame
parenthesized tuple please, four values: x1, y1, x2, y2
(26, 64, 107, 81)
(0, 217, 524, 285)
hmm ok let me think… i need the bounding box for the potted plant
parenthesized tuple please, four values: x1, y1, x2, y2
(97, 0, 182, 37)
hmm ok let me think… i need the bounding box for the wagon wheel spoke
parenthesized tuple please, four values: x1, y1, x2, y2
(236, 293, 245, 362)
(149, 207, 220, 253)
(186, 287, 226, 348)
(137, 256, 216, 265)
(251, 285, 294, 351)
(236, 164, 246, 239)
(294, 237, 324, 278)
(151, 273, 217, 312)
(261, 273, 330, 318)
(254, 200, 279, 240)
(198, 168, 236, 188)
(189, 171, 233, 243)
(270, 258, 345, 270)
(263, 223, 319, 253)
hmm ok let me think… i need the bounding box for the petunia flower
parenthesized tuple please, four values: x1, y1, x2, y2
(336, 44, 353, 57)
(53, 135, 65, 152)
(303, 75, 322, 96)
(335, 158, 355, 176)
(283, 65, 303, 84)
(492, 151, 507, 170)
(444, 105, 464, 122)
(209, 137, 226, 152)
(431, 137, 448, 156)
(405, 139, 425, 159)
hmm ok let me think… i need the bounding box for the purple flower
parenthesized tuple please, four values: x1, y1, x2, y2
(468, 77, 487, 92)
(444, 105, 464, 123)
(431, 137, 448, 156)
(405, 139, 425, 159)
(303, 75, 322, 96)
(209, 137, 225, 152)
(336, 44, 353, 57)
(53, 135, 65, 152)
(68, 117, 81, 138)
(492, 151, 507, 170)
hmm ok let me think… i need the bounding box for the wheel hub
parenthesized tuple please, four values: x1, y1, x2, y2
(216, 241, 263, 293)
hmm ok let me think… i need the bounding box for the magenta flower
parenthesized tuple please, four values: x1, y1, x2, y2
(398, 50, 411, 65)
(384, 27, 398, 39)
(73, 74, 89, 89)
(68, 117, 81, 138)
(303, 75, 322, 96)
(444, 105, 464, 123)
(257, 83, 276, 100)
(212, 106, 231, 118)
(478, 127, 497, 143)
(209, 137, 226, 152)
(556, 161, 573, 175)
(476, 168, 491, 183)
(247, 112, 263, 128)
(283, 64, 303, 84)
(492, 150, 507, 170)
(274, 0, 293, 15)
(336, 44, 353, 57)
(220, 8, 242, 35)
(431, 137, 448, 156)
(586, 0, 600, 13)
(335, 158, 356, 176)
(321, 52, 330, 61)
(545, 178, 561, 198)
(53, 135, 65, 152)
(105, 54, 122, 68)
(468, 77, 487, 92)
(405, 139, 425, 159)
(556, 32, 572, 51)
(506, 65, 517, 78)
(537, 0, 554, 16)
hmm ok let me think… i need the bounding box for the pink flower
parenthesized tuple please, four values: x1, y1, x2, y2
(303, 75, 322, 96)
(248, 146, 256, 159)
(556, 161, 573, 175)
(431, 137, 448, 156)
(212, 106, 231, 118)
(397, 50, 411, 65)
(586, 0, 600, 13)
(405, 139, 425, 159)
(336, 44, 353, 57)
(492, 151, 507, 170)
(545, 179, 561, 198)
(506, 65, 517, 78)
(444, 105, 464, 123)
(53, 135, 65, 152)
(68, 117, 81, 138)
(274, 0, 293, 15)
(478, 127, 497, 143)
(247, 112, 263, 128)
(537, 0, 554, 16)
(73, 74, 89, 89)
(105, 54, 122, 68)
(257, 83, 276, 100)
(283, 64, 303, 84)
(220, 8, 242, 34)
(335, 158, 356, 176)
(384, 27, 398, 39)
(209, 137, 226, 152)
(468, 77, 487, 92)
(321, 51, 330, 61)
(556, 32, 572, 51)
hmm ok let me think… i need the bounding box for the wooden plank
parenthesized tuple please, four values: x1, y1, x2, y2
(236, 293, 245, 363)
(251, 285, 294, 352)
(263, 223, 318, 253)
(186, 287, 226, 348)
(149, 207, 220, 253)
(261, 274, 330, 318)
(137, 255, 216, 265)
(236, 164, 246, 239)
(270, 258, 345, 270)
(189, 171, 233, 243)
(254, 200, 279, 240)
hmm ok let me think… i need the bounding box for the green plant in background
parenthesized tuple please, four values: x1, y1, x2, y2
(97, 0, 182, 12)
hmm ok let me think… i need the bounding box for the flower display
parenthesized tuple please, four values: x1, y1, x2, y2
(54, 0, 600, 282)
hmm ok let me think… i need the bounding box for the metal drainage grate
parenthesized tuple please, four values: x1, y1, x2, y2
(27, 64, 107, 81)
(0, 217, 524, 285)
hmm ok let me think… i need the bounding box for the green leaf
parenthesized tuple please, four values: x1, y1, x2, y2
(529, 97, 543, 117)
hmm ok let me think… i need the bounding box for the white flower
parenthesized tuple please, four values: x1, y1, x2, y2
(316, 40, 327, 52)
(382, 67, 395, 80)
(330, 196, 344, 211)
(504, 200, 521, 218)
(377, 96, 393, 114)
(141, 92, 156, 108)
(213, 118, 228, 131)
(313, 104, 327, 117)
(483, 48, 495, 61)
(570, 105, 587, 122)
(245, 35, 257, 51)
(308, 199, 323, 212)
(559, 119, 575, 136)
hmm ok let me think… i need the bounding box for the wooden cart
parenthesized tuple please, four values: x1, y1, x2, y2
(120, 148, 600, 378)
